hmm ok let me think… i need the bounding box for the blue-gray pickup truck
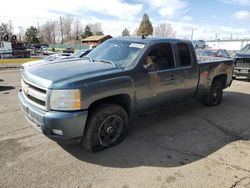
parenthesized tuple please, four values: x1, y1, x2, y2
(18, 37, 234, 151)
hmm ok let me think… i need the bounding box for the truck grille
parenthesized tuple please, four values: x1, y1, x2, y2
(235, 58, 250, 68)
(21, 79, 47, 109)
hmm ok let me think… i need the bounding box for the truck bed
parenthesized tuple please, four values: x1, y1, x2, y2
(196, 59, 234, 98)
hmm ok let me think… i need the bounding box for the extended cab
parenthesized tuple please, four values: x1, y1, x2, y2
(18, 37, 234, 151)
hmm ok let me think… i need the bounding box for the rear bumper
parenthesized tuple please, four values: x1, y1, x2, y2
(18, 90, 88, 143)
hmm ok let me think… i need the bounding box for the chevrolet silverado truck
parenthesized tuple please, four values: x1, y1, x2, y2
(233, 44, 250, 79)
(18, 37, 234, 152)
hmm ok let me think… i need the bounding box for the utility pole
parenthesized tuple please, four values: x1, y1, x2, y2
(191, 29, 194, 40)
(60, 16, 64, 44)
(191, 29, 198, 40)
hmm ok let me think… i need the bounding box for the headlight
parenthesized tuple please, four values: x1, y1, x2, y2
(50, 89, 81, 111)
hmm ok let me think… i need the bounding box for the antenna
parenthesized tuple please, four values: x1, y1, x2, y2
(142, 35, 146, 39)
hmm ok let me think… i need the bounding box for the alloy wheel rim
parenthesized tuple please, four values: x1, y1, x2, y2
(98, 115, 123, 147)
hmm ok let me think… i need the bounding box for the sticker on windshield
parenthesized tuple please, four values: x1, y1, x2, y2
(129, 43, 145, 49)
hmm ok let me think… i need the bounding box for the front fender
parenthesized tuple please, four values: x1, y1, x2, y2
(81, 76, 135, 109)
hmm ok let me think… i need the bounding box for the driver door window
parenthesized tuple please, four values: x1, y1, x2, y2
(146, 43, 175, 71)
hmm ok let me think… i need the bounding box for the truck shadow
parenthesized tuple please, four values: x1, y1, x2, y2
(0, 86, 15, 92)
(61, 91, 250, 168)
(234, 78, 250, 82)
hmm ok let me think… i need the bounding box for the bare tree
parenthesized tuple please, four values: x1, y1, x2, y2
(0, 21, 14, 40)
(63, 16, 74, 42)
(59, 16, 64, 44)
(154, 23, 176, 38)
(40, 20, 57, 44)
(73, 19, 83, 40)
(132, 28, 138, 36)
(88, 23, 103, 35)
(18, 26, 25, 41)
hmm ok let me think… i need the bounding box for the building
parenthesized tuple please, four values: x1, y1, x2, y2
(81, 35, 112, 46)
(206, 39, 250, 51)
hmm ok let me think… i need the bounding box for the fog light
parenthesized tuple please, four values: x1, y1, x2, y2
(52, 129, 63, 136)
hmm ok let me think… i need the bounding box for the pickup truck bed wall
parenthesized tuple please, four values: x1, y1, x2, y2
(197, 60, 234, 98)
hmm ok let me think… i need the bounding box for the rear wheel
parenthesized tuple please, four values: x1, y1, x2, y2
(82, 103, 128, 152)
(202, 80, 224, 107)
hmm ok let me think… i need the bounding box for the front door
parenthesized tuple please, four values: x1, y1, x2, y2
(135, 42, 181, 113)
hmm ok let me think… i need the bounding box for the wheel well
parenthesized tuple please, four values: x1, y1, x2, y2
(212, 74, 227, 88)
(88, 94, 132, 116)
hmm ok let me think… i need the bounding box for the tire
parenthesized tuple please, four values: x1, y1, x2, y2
(81, 103, 128, 152)
(195, 45, 198, 49)
(202, 80, 224, 107)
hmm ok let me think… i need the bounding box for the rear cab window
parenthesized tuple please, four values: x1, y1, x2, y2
(176, 43, 192, 67)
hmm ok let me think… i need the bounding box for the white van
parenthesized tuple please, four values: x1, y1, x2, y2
(0, 41, 12, 58)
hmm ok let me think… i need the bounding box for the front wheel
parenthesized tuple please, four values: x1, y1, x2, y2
(202, 80, 224, 107)
(81, 103, 128, 152)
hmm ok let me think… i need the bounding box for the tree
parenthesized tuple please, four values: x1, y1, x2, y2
(122, 28, 130, 36)
(88, 23, 103, 35)
(18, 26, 25, 41)
(73, 19, 83, 40)
(137, 14, 153, 36)
(40, 20, 57, 44)
(96, 31, 104, 35)
(63, 16, 74, 42)
(25, 26, 40, 44)
(154, 23, 176, 38)
(81, 25, 93, 39)
(0, 21, 13, 40)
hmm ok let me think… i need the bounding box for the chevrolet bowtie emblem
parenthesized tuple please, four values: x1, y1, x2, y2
(23, 84, 29, 95)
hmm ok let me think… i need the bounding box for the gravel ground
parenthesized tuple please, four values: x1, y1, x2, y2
(0, 69, 250, 188)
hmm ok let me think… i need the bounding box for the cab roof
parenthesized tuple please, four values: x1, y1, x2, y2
(111, 36, 191, 44)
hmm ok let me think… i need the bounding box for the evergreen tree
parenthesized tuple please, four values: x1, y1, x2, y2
(25, 26, 40, 44)
(81, 25, 93, 39)
(122, 28, 130, 36)
(137, 14, 153, 36)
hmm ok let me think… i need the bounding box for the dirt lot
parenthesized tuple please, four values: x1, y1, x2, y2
(0, 69, 250, 188)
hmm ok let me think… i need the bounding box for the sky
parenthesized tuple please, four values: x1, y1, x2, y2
(1, 0, 250, 40)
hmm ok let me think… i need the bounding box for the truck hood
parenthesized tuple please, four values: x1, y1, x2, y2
(22, 59, 120, 88)
(235, 53, 250, 58)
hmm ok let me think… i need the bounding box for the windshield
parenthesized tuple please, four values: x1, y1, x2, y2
(239, 44, 250, 54)
(87, 40, 145, 68)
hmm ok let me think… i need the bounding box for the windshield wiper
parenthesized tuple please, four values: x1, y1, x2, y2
(82, 56, 93, 62)
(95, 59, 117, 68)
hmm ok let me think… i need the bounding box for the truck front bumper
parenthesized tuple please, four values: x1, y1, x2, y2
(234, 67, 250, 78)
(18, 90, 88, 143)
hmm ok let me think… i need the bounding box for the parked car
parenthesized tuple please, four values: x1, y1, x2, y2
(18, 37, 233, 152)
(58, 49, 92, 60)
(192, 40, 206, 49)
(20, 54, 63, 70)
(196, 49, 231, 60)
(63, 47, 74, 54)
(40, 46, 48, 55)
(233, 44, 250, 79)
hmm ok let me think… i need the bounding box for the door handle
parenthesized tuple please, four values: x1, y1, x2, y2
(170, 75, 175, 80)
